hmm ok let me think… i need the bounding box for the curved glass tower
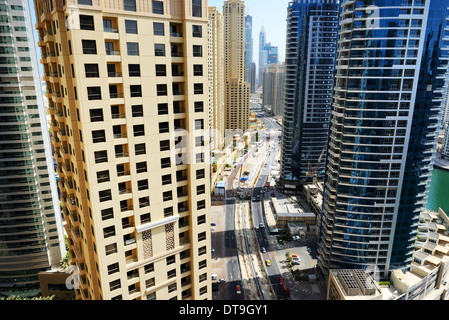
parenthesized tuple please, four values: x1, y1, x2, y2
(318, 0, 449, 278)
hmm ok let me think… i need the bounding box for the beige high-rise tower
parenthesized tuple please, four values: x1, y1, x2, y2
(207, 7, 225, 152)
(33, 0, 212, 300)
(223, 0, 250, 132)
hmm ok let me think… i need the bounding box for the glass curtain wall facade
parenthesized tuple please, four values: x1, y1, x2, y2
(0, 0, 65, 297)
(280, 0, 339, 192)
(318, 0, 449, 279)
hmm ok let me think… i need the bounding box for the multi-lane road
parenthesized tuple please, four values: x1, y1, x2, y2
(212, 101, 284, 300)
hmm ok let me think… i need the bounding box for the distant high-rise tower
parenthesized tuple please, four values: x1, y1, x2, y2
(224, 0, 250, 132)
(258, 25, 267, 87)
(318, 0, 449, 279)
(0, 0, 65, 297)
(245, 14, 253, 85)
(280, 0, 339, 193)
(208, 7, 225, 152)
(34, 0, 212, 300)
(262, 63, 285, 117)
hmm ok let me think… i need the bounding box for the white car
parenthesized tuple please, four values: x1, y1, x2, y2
(217, 278, 226, 283)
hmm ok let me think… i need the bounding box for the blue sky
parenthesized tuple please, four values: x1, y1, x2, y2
(28, 0, 290, 67)
(208, 0, 290, 64)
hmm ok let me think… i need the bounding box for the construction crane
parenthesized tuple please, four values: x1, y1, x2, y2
(306, 140, 328, 186)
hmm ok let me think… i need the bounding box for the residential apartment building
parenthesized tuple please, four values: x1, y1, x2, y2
(0, 0, 65, 297)
(442, 129, 449, 159)
(328, 208, 449, 300)
(34, 0, 212, 300)
(223, 0, 250, 132)
(244, 14, 252, 85)
(258, 25, 266, 88)
(208, 6, 225, 152)
(262, 63, 285, 117)
(318, 0, 449, 279)
(280, 0, 339, 193)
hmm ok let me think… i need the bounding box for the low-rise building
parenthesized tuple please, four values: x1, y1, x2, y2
(327, 208, 449, 300)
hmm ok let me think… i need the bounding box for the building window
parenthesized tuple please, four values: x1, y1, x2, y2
(159, 122, 170, 133)
(192, 25, 202, 37)
(193, 64, 203, 76)
(194, 83, 203, 94)
(78, 0, 92, 5)
(99, 190, 112, 203)
(194, 101, 204, 112)
(160, 140, 170, 151)
(136, 162, 147, 174)
(92, 130, 106, 143)
(125, 20, 137, 34)
(94, 150, 108, 163)
(157, 84, 167, 96)
(135, 143, 146, 155)
(152, 0, 164, 14)
(89, 108, 103, 122)
(158, 103, 169, 115)
(132, 105, 143, 117)
(198, 231, 206, 241)
(193, 45, 202, 57)
(138, 179, 149, 191)
(197, 214, 206, 224)
(128, 64, 140, 77)
(87, 87, 101, 100)
(107, 263, 119, 275)
(161, 157, 171, 169)
(153, 22, 164, 36)
(133, 124, 145, 136)
(82, 39, 96, 54)
(192, 0, 202, 17)
(84, 63, 99, 77)
(195, 136, 204, 147)
(130, 85, 142, 97)
(124, 0, 136, 11)
(80, 15, 95, 30)
(105, 243, 117, 255)
(194, 119, 204, 130)
(196, 169, 205, 179)
(154, 43, 165, 56)
(155, 64, 166, 76)
(109, 279, 121, 291)
(197, 200, 206, 210)
(127, 42, 139, 56)
(101, 208, 114, 221)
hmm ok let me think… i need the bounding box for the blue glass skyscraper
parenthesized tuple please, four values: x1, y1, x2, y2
(318, 0, 449, 279)
(280, 0, 340, 193)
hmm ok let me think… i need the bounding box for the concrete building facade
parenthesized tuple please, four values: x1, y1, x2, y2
(34, 0, 212, 300)
(223, 0, 250, 132)
(262, 63, 285, 117)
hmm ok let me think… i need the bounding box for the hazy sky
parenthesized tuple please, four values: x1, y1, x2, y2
(208, 0, 291, 64)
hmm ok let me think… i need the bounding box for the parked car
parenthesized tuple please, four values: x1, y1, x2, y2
(262, 247, 266, 253)
(217, 278, 226, 283)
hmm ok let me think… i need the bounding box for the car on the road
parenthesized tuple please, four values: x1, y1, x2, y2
(236, 285, 241, 294)
(307, 247, 312, 253)
(261, 247, 266, 253)
(265, 259, 271, 266)
(252, 197, 256, 201)
(217, 278, 226, 283)
(211, 222, 216, 226)
(255, 226, 259, 231)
